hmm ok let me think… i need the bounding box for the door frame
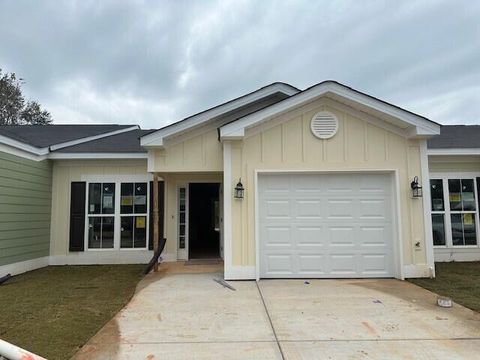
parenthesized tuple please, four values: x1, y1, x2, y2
(254, 169, 404, 280)
(175, 179, 223, 261)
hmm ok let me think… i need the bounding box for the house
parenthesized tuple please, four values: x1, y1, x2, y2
(0, 81, 478, 279)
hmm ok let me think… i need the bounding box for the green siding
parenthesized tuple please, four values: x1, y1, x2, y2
(0, 151, 52, 266)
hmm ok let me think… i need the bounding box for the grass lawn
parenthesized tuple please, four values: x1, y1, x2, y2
(409, 261, 480, 312)
(0, 265, 144, 360)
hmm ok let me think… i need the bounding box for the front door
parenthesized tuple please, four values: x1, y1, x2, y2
(188, 183, 221, 259)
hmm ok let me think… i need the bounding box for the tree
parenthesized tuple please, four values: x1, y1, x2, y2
(0, 68, 52, 125)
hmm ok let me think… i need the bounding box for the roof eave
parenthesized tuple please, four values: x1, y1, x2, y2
(220, 81, 440, 140)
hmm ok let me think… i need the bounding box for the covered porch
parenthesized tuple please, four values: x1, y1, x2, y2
(151, 172, 224, 266)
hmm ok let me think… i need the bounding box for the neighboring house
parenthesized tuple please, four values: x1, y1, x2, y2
(0, 81, 477, 279)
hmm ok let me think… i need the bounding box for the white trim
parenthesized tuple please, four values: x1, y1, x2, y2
(0, 256, 49, 276)
(428, 148, 480, 156)
(220, 81, 440, 140)
(403, 264, 433, 278)
(0, 143, 47, 161)
(420, 140, 435, 276)
(0, 134, 49, 155)
(49, 252, 176, 265)
(223, 142, 233, 278)
(253, 169, 404, 280)
(140, 83, 300, 147)
(393, 170, 405, 280)
(49, 126, 139, 151)
(224, 266, 256, 280)
(48, 152, 147, 159)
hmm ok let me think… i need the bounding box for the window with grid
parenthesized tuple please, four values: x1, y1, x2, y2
(87, 183, 115, 249)
(120, 182, 148, 249)
(430, 178, 478, 247)
(448, 179, 477, 246)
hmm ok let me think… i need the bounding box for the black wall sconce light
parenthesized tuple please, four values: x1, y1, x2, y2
(411, 176, 423, 198)
(234, 178, 244, 199)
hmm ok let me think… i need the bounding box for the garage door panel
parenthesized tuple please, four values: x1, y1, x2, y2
(265, 199, 290, 219)
(261, 226, 292, 248)
(295, 226, 324, 247)
(327, 199, 355, 219)
(297, 254, 326, 275)
(259, 173, 395, 278)
(263, 254, 294, 275)
(295, 199, 322, 219)
(361, 254, 391, 275)
(327, 226, 356, 247)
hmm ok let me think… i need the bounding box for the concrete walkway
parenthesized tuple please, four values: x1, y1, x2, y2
(73, 263, 480, 359)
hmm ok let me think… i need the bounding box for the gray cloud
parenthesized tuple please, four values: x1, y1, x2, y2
(0, 0, 479, 128)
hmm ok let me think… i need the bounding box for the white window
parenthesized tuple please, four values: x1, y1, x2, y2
(120, 183, 148, 249)
(87, 183, 115, 249)
(430, 176, 479, 247)
(85, 178, 150, 250)
(178, 187, 187, 250)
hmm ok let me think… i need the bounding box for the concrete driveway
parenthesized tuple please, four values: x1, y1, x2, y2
(73, 263, 480, 359)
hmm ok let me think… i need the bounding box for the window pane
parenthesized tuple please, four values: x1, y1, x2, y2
(451, 214, 463, 245)
(461, 179, 476, 211)
(102, 183, 115, 214)
(134, 183, 147, 213)
(449, 180, 462, 211)
(121, 183, 134, 214)
(88, 217, 101, 248)
(88, 183, 102, 214)
(101, 217, 115, 248)
(432, 214, 445, 246)
(463, 213, 477, 245)
(430, 179, 444, 211)
(121, 216, 134, 248)
(134, 216, 147, 248)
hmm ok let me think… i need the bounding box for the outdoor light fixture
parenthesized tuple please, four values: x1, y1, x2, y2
(234, 178, 244, 199)
(411, 176, 423, 198)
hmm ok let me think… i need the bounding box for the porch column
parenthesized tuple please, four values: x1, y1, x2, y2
(153, 173, 160, 271)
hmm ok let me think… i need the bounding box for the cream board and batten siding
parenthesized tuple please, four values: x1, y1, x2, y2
(227, 98, 429, 279)
(150, 128, 223, 173)
(428, 155, 480, 261)
(0, 151, 52, 275)
(48, 159, 174, 264)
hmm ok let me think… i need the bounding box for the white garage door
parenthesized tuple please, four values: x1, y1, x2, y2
(258, 173, 395, 278)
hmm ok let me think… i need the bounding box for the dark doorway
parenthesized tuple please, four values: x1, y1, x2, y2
(189, 183, 220, 259)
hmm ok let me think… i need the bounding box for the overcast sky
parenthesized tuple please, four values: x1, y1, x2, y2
(0, 0, 479, 129)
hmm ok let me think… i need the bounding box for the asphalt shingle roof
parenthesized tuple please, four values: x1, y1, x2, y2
(0, 124, 136, 148)
(427, 125, 480, 149)
(53, 129, 154, 153)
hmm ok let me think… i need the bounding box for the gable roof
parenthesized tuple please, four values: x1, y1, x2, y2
(0, 124, 137, 148)
(427, 125, 480, 155)
(220, 80, 441, 140)
(140, 82, 300, 147)
(52, 129, 152, 154)
(0, 124, 140, 158)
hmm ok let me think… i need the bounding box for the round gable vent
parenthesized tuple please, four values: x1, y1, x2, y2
(310, 111, 338, 139)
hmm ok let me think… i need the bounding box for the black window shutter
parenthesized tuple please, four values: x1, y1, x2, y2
(69, 182, 86, 251)
(149, 181, 165, 250)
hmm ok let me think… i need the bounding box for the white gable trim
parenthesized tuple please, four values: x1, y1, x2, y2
(220, 81, 440, 140)
(0, 134, 49, 156)
(47, 152, 147, 159)
(140, 83, 299, 147)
